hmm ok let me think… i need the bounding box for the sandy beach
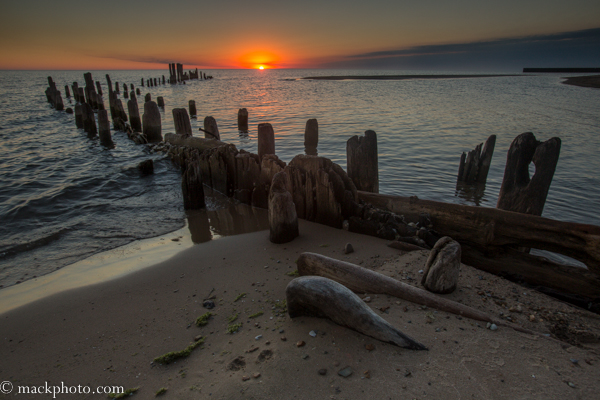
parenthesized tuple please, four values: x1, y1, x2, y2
(1, 218, 599, 399)
(562, 75, 600, 89)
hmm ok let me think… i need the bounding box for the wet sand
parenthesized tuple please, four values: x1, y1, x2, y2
(1, 219, 599, 399)
(562, 75, 600, 89)
(302, 74, 520, 81)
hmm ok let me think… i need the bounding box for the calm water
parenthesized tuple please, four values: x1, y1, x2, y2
(0, 69, 598, 288)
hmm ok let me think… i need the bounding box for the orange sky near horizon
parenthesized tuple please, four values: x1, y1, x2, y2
(1, 0, 599, 70)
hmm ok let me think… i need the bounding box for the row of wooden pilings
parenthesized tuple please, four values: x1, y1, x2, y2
(44, 76, 599, 304)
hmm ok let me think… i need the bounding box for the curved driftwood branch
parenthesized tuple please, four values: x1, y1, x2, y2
(297, 252, 540, 336)
(286, 276, 427, 350)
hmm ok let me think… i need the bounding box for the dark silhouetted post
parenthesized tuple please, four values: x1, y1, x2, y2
(203, 116, 220, 140)
(128, 94, 142, 132)
(347, 130, 378, 193)
(189, 100, 197, 118)
(238, 108, 248, 132)
(304, 118, 318, 148)
(74, 104, 83, 128)
(143, 101, 162, 142)
(82, 103, 97, 135)
(98, 110, 114, 147)
(157, 96, 164, 108)
(257, 123, 275, 159)
(172, 108, 192, 137)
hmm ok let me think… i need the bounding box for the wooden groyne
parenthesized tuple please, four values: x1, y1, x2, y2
(43, 69, 600, 310)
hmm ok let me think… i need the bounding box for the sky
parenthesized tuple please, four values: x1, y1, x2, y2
(1, 0, 599, 71)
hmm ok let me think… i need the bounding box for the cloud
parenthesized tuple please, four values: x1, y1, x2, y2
(88, 53, 218, 68)
(312, 28, 600, 71)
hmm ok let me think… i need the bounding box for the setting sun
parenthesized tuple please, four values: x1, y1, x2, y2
(259, 66, 264, 70)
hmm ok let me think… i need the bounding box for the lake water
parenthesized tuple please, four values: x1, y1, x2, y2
(0, 69, 598, 288)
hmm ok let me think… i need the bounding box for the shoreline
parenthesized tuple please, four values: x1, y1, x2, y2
(301, 74, 521, 81)
(561, 75, 600, 89)
(1, 219, 599, 399)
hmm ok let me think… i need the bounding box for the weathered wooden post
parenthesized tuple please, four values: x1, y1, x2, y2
(145, 93, 151, 103)
(78, 88, 85, 107)
(74, 104, 83, 129)
(347, 130, 378, 193)
(172, 108, 192, 137)
(95, 81, 103, 96)
(143, 101, 162, 142)
(136, 88, 141, 95)
(82, 103, 97, 135)
(123, 83, 128, 99)
(497, 132, 561, 216)
(182, 160, 205, 210)
(457, 135, 496, 185)
(189, 100, 197, 118)
(105, 74, 113, 94)
(96, 93, 105, 111)
(65, 85, 71, 98)
(157, 96, 164, 107)
(258, 123, 275, 159)
(72, 82, 79, 102)
(114, 82, 119, 94)
(162, 75, 165, 84)
(130, 84, 134, 91)
(128, 94, 142, 132)
(202, 116, 220, 140)
(269, 172, 299, 243)
(238, 108, 248, 132)
(154, 78, 157, 86)
(113, 99, 128, 131)
(141, 78, 144, 87)
(304, 118, 318, 147)
(98, 110, 114, 147)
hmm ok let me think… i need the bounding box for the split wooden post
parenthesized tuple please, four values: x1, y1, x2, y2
(457, 135, 496, 184)
(143, 101, 162, 142)
(189, 100, 197, 118)
(172, 108, 192, 137)
(257, 123, 275, 159)
(237, 108, 248, 132)
(497, 132, 561, 216)
(127, 94, 142, 132)
(202, 116, 220, 140)
(347, 130, 378, 193)
(95, 81, 103, 96)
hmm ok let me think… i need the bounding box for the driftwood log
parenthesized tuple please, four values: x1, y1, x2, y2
(286, 276, 427, 350)
(358, 192, 600, 300)
(297, 252, 548, 336)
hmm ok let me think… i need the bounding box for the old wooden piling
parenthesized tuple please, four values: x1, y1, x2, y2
(98, 110, 114, 147)
(141, 78, 144, 87)
(95, 81, 103, 96)
(182, 159, 206, 210)
(81, 103, 97, 135)
(497, 132, 561, 216)
(64, 85, 71, 98)
(145, 93, 151, 103)
(143, 101, 162, 142)
(238, 108, 248, 132)
(347, 130, 378, 193)
(136, 88, 141, 96)
(203, 116, 220, 140)
(127, 95, 142, 132)
(74, 104, 83, 129)
(269, 172, 299, 243)
(304, 118, 318, 147)
(113, 99, 128, 131)
(457, 135, 496, 185)
(72, 82, 80, 102)
(172, 108, 193, 137)
(157, 96, 164, 108)
(189, 100, 197, 118)
(258, 123, 276, 159)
